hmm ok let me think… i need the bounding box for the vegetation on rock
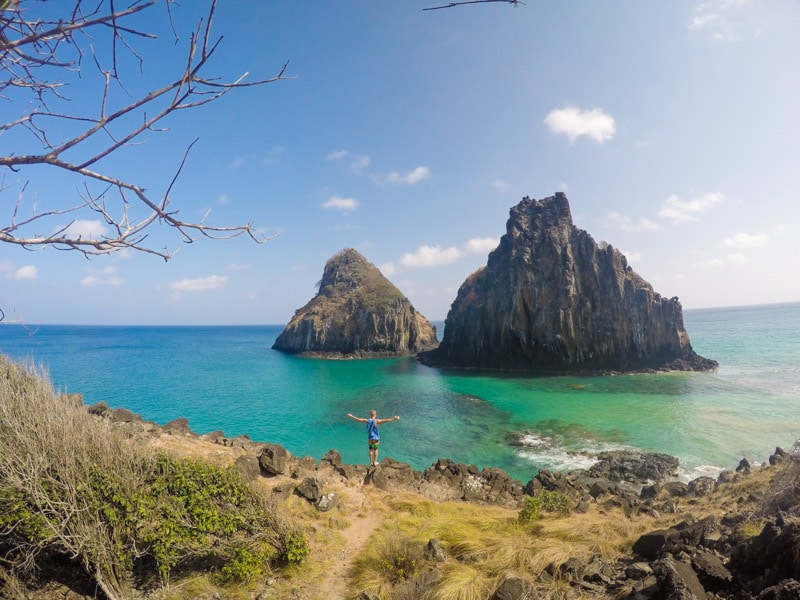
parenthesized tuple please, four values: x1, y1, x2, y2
(273, 248, 439, 357)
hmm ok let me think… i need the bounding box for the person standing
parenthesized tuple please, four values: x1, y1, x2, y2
(347, 410, 400, 466)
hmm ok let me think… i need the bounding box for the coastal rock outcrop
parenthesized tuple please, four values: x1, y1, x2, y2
(421, 193, 717, 373)
(273, 248, 438, 357)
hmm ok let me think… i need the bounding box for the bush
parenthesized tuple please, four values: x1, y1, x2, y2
(518, 490, 571, 523)
(0, 355, 286, 599)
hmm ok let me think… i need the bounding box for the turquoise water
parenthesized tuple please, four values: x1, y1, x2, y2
(1, 302, 798, 482)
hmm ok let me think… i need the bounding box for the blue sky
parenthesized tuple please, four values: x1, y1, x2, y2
(2, 0, 799, 325)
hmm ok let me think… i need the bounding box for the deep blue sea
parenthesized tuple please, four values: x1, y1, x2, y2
(1, 302, 799, 483)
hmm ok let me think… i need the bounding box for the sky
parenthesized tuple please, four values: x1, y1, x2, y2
(1, 0, 799, 325)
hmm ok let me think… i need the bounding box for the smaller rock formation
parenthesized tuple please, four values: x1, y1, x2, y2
(273, 248, 439, 357)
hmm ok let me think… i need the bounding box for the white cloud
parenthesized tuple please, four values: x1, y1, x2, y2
(465, 237, 500, 254)
(621, 250, 643, 263)
(607, 212, 662, 232)
(376, 166, 431, 186)
(727, 253, 750, 265)
(61, 219, 108, 240)
(492, 179, 512, 193)
(695, 258, 726, 269)
(226, 263, 251, 271)
(379, 262, 397, 276)
(351, 154, 371, 172)
(81, 266, 123, 287)
(401, 245, 462, 267)
(218, 194, 230, 206)
(400, 237, 499, 268)
(13, 265, 38, 280)
(544, 106, 616, 144)
(0, 260, 13, 273)
(723, 231, 768, 249)
(326, 150, 348, 161)
(326, 150, 371, 173)
(170, 275, 229, 293)
(657, 192, 724, 224)
(322, 196, 359, 213)
(689, 0, 749, 42)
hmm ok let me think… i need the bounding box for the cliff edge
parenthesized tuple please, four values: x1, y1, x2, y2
(273, 248, 439, 357)
(421, 193, 717, 374)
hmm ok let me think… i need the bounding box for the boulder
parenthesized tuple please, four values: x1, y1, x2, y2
(632, 528, 679, 560)
(295, 476, 323, 502)
(652, 557, 707, 600)
(369, 458, 418, 492)
(315, 492, 339, 512)
(260, 443, 291, 476)
(687, 476, 716, 497)
(234, 454, 261, 482)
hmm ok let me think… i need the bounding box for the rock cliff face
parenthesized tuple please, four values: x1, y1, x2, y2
(273, 248, 439, 357)
(421, 193, 717, 373)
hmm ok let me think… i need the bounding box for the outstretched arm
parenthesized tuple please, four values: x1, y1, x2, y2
(347, 413, 367, 423)
(377, 416, 400, 425)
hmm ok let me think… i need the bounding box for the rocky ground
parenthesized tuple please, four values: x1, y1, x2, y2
(10, 401, 800, 600)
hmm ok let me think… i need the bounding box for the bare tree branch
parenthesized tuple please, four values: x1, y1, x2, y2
(1, 0, 287, 260)
(424, 0, 522, 10)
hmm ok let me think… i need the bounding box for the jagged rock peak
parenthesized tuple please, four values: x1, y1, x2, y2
(420, 193, 717, 374)
(273, 248, 439, 357)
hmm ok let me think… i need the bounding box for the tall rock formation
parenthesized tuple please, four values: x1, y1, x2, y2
(420, 193, 717, 374)
(273, 248, 439, 357)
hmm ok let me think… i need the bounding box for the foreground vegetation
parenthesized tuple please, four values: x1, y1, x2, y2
(0, 356, 307, 600)
(0, 353, 786, 599)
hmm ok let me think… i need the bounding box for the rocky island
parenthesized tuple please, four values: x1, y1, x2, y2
(421, 193, 717, 374)
(273, 248, 439, 357)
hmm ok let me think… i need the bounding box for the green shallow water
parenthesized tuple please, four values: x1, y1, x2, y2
(1, 302, 798, 482)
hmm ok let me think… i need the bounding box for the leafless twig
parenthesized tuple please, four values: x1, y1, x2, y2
(1, 0, 287, 260)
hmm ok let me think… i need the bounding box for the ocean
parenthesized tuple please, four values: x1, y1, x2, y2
(1, 302, 798, 483)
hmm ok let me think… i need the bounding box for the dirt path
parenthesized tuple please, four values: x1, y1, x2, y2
(318, 499, 384, 599)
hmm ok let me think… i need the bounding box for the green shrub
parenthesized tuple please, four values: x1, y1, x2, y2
(0, 355, 287, 597)
(519, 490, 571, 523)
(281, 531, 310, 564)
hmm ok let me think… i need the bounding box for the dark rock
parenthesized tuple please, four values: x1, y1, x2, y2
(87, 401, 110, 417)
(162, 417, 191, 434)
(321, 449, 342, 466)
(422, 459, 524, 507)
(492, 575, 535, 600)
(662, 481, 689, 497)
(737, 458, 752, 473)
(757, 579, 800, 600)
(769, 447, 789, 466)
(588, 450, 679, 483)
(652, 557, 707, 600)
(272, 248, 438, 357)
(419, 193, 716, 374)
(676, 516, 719, 547)
(632, 528, 679, 560)
(626, 562, 655, 579)
(201, 430, 226, 444)
(234, 454, 261, 482)
(691, 550, 733, 590)
(370, 458, 418, 492)
(260, 443, 291, 476)
(295, 476, 323, 502)
(426, 539, 448, 562)
(687, 476, 716, 497)
(640, 482, 661, 500)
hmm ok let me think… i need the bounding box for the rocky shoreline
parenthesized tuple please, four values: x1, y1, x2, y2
(87, 400, 800, 600)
